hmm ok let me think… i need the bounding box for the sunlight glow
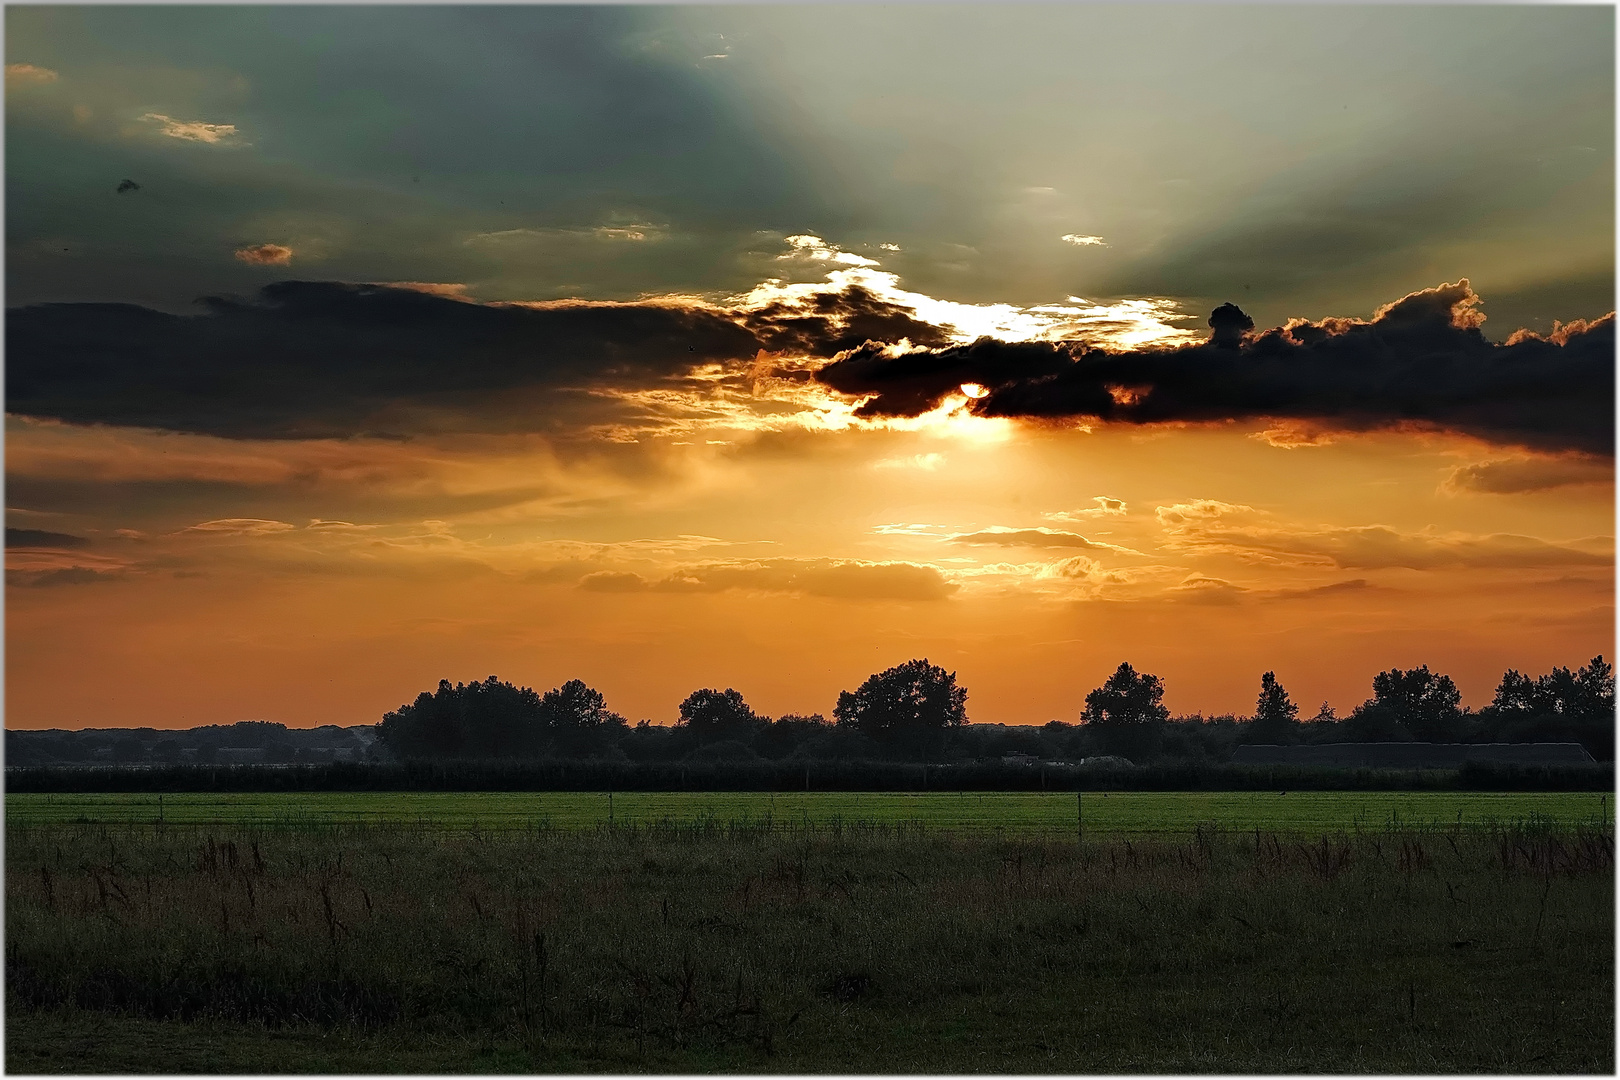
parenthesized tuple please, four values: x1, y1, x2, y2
(734, 237, 1201, 350)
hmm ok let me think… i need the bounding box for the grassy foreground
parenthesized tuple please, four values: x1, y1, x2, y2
(6, 789, 1609, 833)
(6, 817, 1613, 1072)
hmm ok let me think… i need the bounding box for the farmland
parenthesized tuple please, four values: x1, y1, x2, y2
(5, 789, 1609, 834)
(7, 791, 1613, 1071)
(7, 812, 1613, 1073)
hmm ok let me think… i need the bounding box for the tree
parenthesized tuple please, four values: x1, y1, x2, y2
(1489, 656, 1615, 721)
(376, 675, 550, 758)
(1348, 666, 1462, 742)
(540, 679, 623, 730)
(677, 687, 758, 742)
(1483, 656, 1615, 759)
(1082, 663, 1169, 726)
(754, 713, 830, 759)
(1080, 662, 1168, 758)
(1245, 671, 1300, 744)
(1577, 655, 1616, 717)
(833, 659, 967, 749)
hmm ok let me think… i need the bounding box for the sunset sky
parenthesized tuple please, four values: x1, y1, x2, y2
(6, 5, 1614, 731)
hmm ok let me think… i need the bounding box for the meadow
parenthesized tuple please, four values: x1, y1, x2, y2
(5, 805, 1614, 1072)
(6, 789, 1609, 834)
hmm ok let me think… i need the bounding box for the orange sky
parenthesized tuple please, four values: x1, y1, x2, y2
(7, 262, 1612, 729)
(6, 7, 1613, 731)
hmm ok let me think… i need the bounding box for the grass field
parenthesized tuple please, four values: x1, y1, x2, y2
(5, 790, 1610, 833)
(6, 816, 1612, 1072)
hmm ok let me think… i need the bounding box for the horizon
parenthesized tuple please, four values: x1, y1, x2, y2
(5, 5, 1614, 732)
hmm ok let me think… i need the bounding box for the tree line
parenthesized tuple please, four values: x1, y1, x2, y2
(374, 655, 1615, 764)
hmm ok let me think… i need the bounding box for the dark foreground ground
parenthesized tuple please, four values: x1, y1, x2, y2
(6, 819, 1613, 1072)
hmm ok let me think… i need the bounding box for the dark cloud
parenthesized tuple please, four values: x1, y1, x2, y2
(815, 281, 1616, 455)
(5, 527, 90, 548)
(818, 335, 1075, 419)
(743, 285, 952, 356)
(7, 282, 935, 439)
(1206, 302, 1253, 349)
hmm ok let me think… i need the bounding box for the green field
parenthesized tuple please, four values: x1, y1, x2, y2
(6, 790, 1608, 832)
(7, 814, 1613, 1072)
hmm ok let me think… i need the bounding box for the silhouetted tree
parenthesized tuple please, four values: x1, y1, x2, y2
(376, 675, 550, 759)
(1347, 666, 1462, 742)
(1482, 655, 1615, 759)
(754, 713, 830, 759)
(1244, 671, 1300, 744)
(1080, 662, 1168, 758)
(677, 688, 758, 742)
(540, 679, 624, 730)
(834, 659, 967, 752)
(1489, 656, 1614, 720)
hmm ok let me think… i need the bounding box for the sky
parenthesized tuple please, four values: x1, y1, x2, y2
(5, 4, 1614, 731)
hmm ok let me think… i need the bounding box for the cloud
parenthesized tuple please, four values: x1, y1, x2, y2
(14, 269, 1610, 455)
(6, 279, 969, 440)
(949, 527, 1139, 554)
(778, 234, 879, 268)
(1060, 234, 1107, 247)
(595, 224, 662, 242)
(6, 282, 763, 439)
(813, 281, 1616, 455)
(1166, 575, 1247, 605)
(6, 234, 1213, 441)
(739, 238, 1199, 350)
(1156, 502, 1612, 571)
(739, 283, 954, 357)
(179, 518, 298, 537)
(139, 113, 243, 144)
(6, 567, 123, 588)
(577, 570, 646, 593)
(6, 64, 59, 86)
(580, 558, 957, 601)
(1269, 579, 1375, 601)
(870, 523, 952, 536)
(1154, 500, 1254, 528)
(1443, 456, 1612, 495)
(1044, 496, 1126, 522)
(376, 282, 471, 299)
(4, 546, 134, 587)
(234, 244, 294, 266)
(5, 528, 89, 549)
(1252, 424, 1335, 449)
(466, 222, 668, 246)
(1151, 576, 1380, 607)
